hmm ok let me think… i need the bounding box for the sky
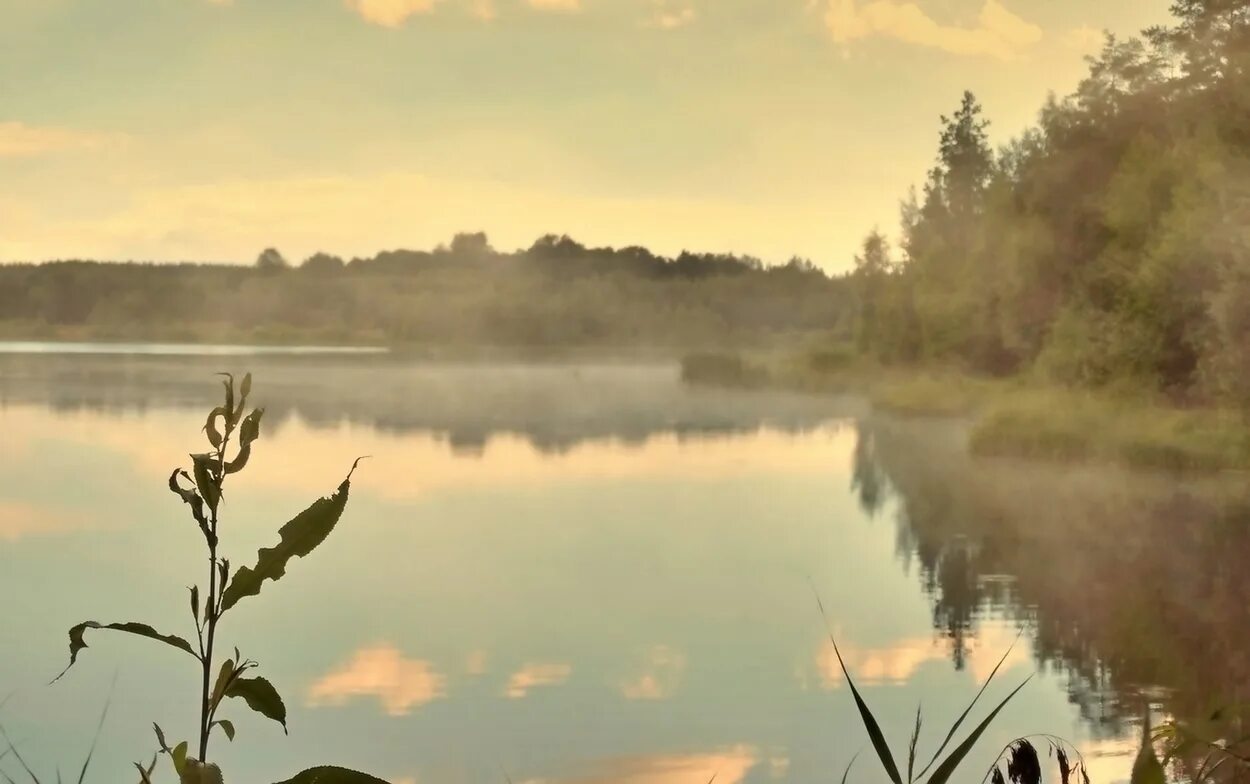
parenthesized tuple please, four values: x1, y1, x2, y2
(0, 0, 1173, 272)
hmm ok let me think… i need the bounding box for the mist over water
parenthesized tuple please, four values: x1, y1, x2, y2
(1, 349, 1234, 783)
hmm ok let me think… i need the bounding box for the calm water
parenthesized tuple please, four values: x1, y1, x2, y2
(2, 349, 1236, 783)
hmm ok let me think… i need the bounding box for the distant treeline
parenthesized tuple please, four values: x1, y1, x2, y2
(849, 0, 1250, 404)
(0, 235, 848, 349)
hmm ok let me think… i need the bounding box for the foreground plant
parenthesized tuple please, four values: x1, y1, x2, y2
(51, 374, 386, 784)
(816, 593, 1035, 784)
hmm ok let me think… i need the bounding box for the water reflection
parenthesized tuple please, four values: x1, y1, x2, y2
(0, 355, 1177, 782)
(851, 415, 1250, 778)
(0, 353, 859, 454)
(308, 645, 448, 716)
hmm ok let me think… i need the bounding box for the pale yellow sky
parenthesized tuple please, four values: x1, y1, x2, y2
(0, 0, 1172, 271)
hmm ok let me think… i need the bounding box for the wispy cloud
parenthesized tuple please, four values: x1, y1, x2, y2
(645, 0, 696, 30)
(822, 0, 1043, 61)
(344, 0, 443, 28)
(0, 122, 120, 158)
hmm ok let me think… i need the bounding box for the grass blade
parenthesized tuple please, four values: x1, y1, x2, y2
(923, 675, 1033, 784)
(0, 724, 41, 784)
(75, 682, 114, 784)
(841, 750, 862, 784)
(915, 632, 1021, 780)
(815, 591, 903, 784)
(907, 704, 923, 784)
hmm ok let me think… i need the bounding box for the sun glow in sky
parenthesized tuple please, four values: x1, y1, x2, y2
(1, 0, 1170, 270)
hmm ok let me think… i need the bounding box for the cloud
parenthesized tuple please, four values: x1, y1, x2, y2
(504, 662, 572, 698)
(547, 746, 760, 784)
(645, 0, 696, 30)
(813, 625, 1029, 688)
(620, 646, 686, 700)
(526, 0, 581, 12)
(308, 644, 447, 716)
(344, 0, 443, 27)
(823, 0, 1043, 60)
(0, 122, 119, 158)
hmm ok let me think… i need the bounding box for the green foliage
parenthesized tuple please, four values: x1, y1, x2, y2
(849, 1, 1250, 401)
(0, 237, 849, 351)
(817, 594, 1032, 784)
(50, 375, 386, 782)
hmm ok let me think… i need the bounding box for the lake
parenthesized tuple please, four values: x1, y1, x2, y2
(1, 346, 1236, 783)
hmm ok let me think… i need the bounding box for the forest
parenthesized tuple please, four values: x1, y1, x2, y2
(0, 236, 846, 350)
(849, 0, 1250, 405)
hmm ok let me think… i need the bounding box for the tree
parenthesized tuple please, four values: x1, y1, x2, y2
(301, 252, 345, 274)
(255, 248, 289, 272)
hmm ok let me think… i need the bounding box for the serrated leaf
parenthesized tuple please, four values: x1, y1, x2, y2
(171, 742, 188, 776)
(53, 622, 198, 683)
(212, 719, 236, 742)
(191, 454, 220, 514)
(274, 767, 392, 784)
(226, 676, 288, 734)
(221, 462, 360, 611)
(154, 724, 171, 753)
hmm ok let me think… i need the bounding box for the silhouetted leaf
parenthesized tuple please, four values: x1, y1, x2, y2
(211, 720, 235, 742)
(225, 676, 287, 734)
(219, 375, 235, 428)
(168, 470, 208, 533)
(53, 622, 198, 683)
(917, 634, 1021, 780)
(191, 454, 220, 514)
(1007, 740, 1042, 784)
(238, 408, 263, 447)
(274, 767, 391, 784)
(221, 461, 360, 611)
(153, 724, 171, 753)
(924, 675, 1032, 784)
(1056, 746, 1072, 784)
(817, 593, 902, 784)
(189, 586, 200, 625)
(134, 754, 157, 784)
(204, 407, 227, 450)
(908, 704, 923, 784)
(210, 659, 235, 712)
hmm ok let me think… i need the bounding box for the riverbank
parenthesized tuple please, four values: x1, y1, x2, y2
(682, 351, 1250, 473)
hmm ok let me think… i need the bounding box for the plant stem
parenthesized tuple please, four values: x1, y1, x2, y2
(200, 420, 232, 762)
(199, 520, 218, 761)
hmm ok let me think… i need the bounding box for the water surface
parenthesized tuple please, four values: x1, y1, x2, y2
(2, 352, 1216, 783)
